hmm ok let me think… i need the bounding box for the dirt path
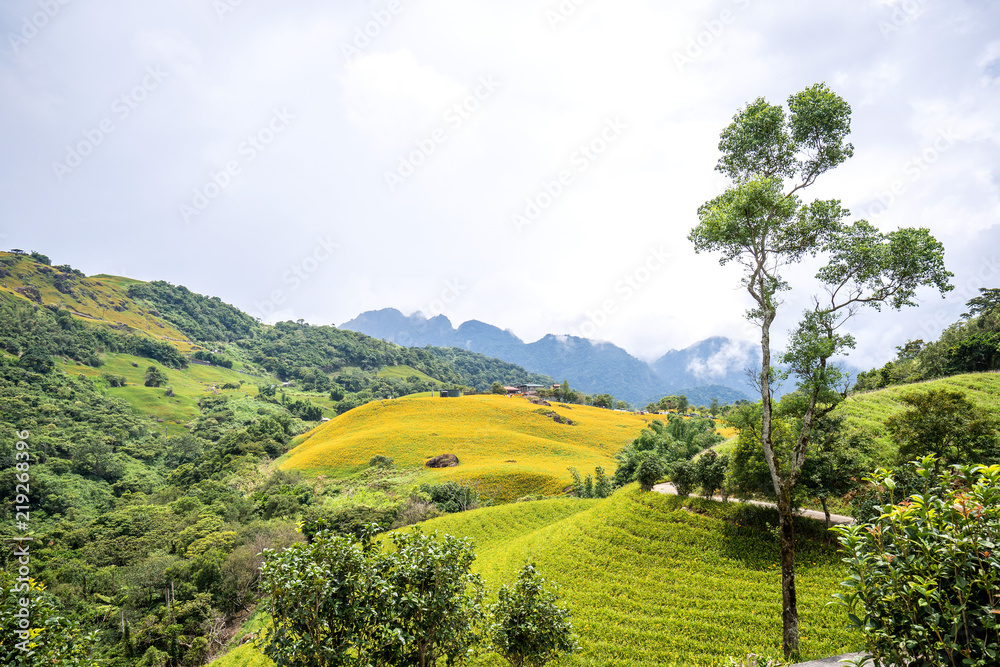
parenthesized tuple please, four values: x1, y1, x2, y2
(652, 483, 855, 526)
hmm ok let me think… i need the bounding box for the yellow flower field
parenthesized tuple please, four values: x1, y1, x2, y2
(279, 395, 657, 501)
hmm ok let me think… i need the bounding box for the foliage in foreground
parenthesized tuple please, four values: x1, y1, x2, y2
(0, 572, 100, 667)
(258, 528, 575, 667)
(835, 457, 1000, 666)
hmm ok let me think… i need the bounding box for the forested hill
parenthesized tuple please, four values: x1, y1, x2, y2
(0, 250, 552, 403)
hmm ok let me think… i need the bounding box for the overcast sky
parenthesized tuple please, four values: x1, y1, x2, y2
(2, 0, 998, 369)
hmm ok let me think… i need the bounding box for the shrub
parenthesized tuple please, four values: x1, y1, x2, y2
(420, 481, 480, 513)
(834, 457, 1000, 667)
(259, 527, 484, 667)
(695, 450, 728, 499)
(299, 503, 399, 542)
(636, 455, 665, 492)
(593, 466, 612, 499)
(369, 455, 394, 468)
(670, 460, 697, 497)
(488, 562, 578, 667)
(102, 372, 127, 387)
(144, 365, 167, 387)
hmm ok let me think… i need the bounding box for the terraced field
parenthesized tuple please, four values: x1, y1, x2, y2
(210, 489, 858, 666)
(279, 394, 656, 501)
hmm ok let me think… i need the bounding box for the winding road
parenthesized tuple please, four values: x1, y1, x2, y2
(652, 482, 855, 526)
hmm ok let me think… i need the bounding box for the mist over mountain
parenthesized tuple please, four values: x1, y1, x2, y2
(341, 309, 759, 406)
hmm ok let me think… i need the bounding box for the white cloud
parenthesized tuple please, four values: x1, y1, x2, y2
(686, 339, 756, 380)
(1, 0, 998, 370)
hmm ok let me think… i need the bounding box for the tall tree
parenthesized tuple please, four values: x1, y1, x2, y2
(688, 82, 952, 658)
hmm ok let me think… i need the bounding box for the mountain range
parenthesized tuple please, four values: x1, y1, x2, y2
(341, 308, 766, 407)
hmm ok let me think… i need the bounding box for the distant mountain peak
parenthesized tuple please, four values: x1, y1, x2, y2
(340, 309, 756, 405)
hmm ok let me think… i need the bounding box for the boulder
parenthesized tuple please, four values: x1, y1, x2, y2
(425, 453, 459, 468)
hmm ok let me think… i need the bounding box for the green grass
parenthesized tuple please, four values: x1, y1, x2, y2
(55, 352, 258, 434)
(207, 609, 272, 667)
(835, 372, 1000, 458)
(377, 364, 443, 384)
(212, 489, 858, 666)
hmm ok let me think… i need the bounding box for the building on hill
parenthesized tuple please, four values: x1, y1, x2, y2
(517, 383, 546, 395)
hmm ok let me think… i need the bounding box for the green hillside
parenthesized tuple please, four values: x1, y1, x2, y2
(0, 251, 196, 348)
(56, 352, 260, 434)
(377, 363, 444, 384)
(835, 372, 1000, 459)
(210, 489, 858, 666)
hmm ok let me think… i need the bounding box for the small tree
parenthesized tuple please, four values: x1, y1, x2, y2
(695, 450, 728, 499)
(835, 458, 1000, 667)
(593, 466, 612, 499)
(259, 527, 485, 667)
(887, 389, 1000, 467)
(636, 454, 665, 492)
(708, 397, 721, 418)
(488, 562, 578, 667)
(491, 382, 505, 395)
(384, 529, 485, 667)
(144, 365, 167, 387)
(671, 459, 697, 497)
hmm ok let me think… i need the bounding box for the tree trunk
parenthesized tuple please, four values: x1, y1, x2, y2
(820, 496, 831, 531)
(777, 492, 800, 660)
(757, 298, 801, 659)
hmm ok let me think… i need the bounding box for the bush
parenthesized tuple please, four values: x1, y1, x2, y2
(420, 481, 480, 513)
(259, 527, 484, 667)
(300, 503, 400, 541)
(488, 562, 578, 667)
(834, 457, 1000, 667)
(636, 455, 665, 492)
(144, 365, 167, 387)
(369, 455, 394, 468)
(695, 450, 728, 499)
(671, 460, 697, 497)
(102, 372, 127, 387)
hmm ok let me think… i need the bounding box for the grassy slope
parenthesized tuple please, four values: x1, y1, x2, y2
(55, 352, 259, 434)
(377, 364, 444, 385)
(0, 252, 198, 350)
(279, 395, 656, 501)
(834, 372, 1000, 458)
(211, 490, 857, 667)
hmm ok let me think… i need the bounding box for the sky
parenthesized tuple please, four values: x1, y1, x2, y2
(1, 0, 998, 370)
